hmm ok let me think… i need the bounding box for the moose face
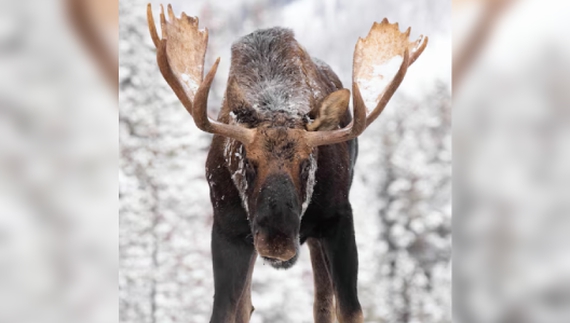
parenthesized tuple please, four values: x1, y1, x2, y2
(223, 85, 351, 268)
(240, 127, 317, 268)
(221, 80, 351, 267)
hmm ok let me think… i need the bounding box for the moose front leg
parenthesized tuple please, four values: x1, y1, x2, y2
(308, 238, 335, 323)
(235, 253, 256, 323)
(210, 223, 256, 323)
(322, 207, 363, 323)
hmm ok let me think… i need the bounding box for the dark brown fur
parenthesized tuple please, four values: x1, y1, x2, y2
(206, 28, 363, 323)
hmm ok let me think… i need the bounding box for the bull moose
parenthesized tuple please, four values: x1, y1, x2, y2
(147, 4, 427, 322)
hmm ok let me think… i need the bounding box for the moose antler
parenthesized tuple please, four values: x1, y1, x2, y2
(147, 4, 254, 144)
(306, 19, 427, 147)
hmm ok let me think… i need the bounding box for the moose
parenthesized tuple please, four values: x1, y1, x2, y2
(147, 4, 427, 322)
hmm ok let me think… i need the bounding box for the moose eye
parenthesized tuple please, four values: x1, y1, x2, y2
(244, 158, 257, 183)
(300, 159, 312, 182)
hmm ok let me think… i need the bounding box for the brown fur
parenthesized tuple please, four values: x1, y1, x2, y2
(204, 27, 363, 323)
(308, 238, 335, 323)
(235, 254, 256, 322)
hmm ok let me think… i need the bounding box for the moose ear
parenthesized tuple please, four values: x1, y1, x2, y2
(306, 89, 350, 131)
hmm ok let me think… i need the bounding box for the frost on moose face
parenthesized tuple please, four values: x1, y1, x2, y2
(222, 127, 318, 220)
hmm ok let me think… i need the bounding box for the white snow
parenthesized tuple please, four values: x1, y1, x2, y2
(224, 138, 250, 215)
(356, 55, 404, 112)
(180, 73, 199, 96)
(300, 152, 317, 216)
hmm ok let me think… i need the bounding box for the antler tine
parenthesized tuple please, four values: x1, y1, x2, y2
(167, 3, 176, 21)
(159, 4, 167, 39)
(410, 35, 428, 65)
(193, 58, 255, 144)
(146, 3, 160, 48)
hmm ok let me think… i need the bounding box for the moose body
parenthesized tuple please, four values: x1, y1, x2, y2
(147, 4, 427, 322)
(206, 28, 361, 322)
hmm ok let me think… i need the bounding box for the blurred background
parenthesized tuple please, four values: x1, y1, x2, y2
(453, 0, 570, 323)
(0, 0, 117, 323)
(120, 0, 451, 322)
(2, 0, 568, 323)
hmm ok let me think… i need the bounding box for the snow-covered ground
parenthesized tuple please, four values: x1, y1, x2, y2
(119, 0, 451, 322)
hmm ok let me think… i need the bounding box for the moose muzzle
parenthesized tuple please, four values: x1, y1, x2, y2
(252, 173, 301, 263)
(254, 231, 297, 262)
